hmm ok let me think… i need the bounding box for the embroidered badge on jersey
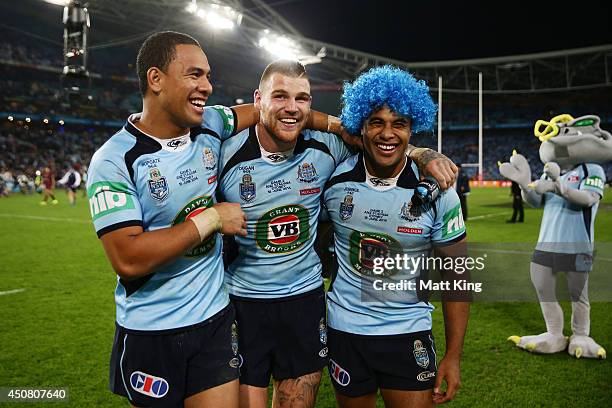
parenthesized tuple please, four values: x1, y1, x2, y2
(297, 162, 319, 183)
(88, 181, 135, 221)
(239, 173, 256, 202)
(172, 196, 216, 257)
(202, 147, 216, 171)
(413, 339, 430, 369)
(348, 231, 401, 277)
(400, 201, 421, 222)
(148, 167, 169, 201)
(255, 204, 310, 253)
(339, 194, 355, 221)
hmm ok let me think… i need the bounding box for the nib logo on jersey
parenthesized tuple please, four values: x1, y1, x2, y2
(130, 371, 169, 398)
(349, 231, 401, 277)
(173, 196, 216, 257)
(256, 204, 310, 253)
(88, 181, 135, 221)
(442, 203, 466, 239)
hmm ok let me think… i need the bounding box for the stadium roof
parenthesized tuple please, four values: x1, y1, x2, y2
(2, 0, 611, 94)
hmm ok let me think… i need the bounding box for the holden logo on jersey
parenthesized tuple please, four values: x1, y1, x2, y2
(256, 205, 310, 253)
(442, 203, 465, 239)
(88, 181, 135, 221)
(413, 339, 430, 368)
(349, 231, 401, 277)
(329, 359, 351, 386)
(130, 371, 169, 398)
(148, 167, 169, 201)
(202, 148, 216, 171)
(240, 174, 256, 202)
(297, 162, 319, 183)
(339, 194, 355, 221)
(173, 196, 216, 257)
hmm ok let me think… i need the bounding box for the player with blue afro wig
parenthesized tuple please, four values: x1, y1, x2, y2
(340, 65, 437, 135)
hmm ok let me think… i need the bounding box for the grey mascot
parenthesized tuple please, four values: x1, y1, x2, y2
(499, 114, 611, 359)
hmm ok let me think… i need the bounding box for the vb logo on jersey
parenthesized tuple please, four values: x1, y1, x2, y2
(339, 194, 355, 221)
(173, 196, 216, 257)
(297, 162, 319, 183)
(348, 231, 401, 277)
(202, 148, 216, 171)
(256, 205, 310, 253)
(148, 167, 169, 201)
(88, 181, 135, 221)
(240, 174, 256, 202)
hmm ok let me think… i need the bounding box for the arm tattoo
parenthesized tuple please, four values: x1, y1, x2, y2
(409, 147, 451, 168)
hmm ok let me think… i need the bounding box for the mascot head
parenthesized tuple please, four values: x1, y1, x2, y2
(535, 114, 612, 167)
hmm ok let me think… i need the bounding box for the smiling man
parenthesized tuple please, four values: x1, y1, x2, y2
(87, 31, 250, 408)
(323, 65, 470, 407)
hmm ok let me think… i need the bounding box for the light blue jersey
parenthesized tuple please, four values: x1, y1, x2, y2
(536, 163, 605, 254)
(324, 154, 466, 335)
(87, 106, 236, 331)
(218, 127, 351, 298)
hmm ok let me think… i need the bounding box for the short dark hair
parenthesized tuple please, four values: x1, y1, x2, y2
(136, 31, 201, 95)
(259, 59, 308, 88)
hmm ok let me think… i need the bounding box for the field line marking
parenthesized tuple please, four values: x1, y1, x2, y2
(468, 212, 508, 220)
(0, 213, 90, 224)
(0, 288, 25, 296)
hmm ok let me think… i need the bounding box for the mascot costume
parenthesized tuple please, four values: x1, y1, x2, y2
(499, 114, 611, 359)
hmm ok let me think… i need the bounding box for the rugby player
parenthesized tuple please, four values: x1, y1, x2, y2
(323, 65, 470, 407)
(87, 31, 250, 407)
(217, 60, 458, 408)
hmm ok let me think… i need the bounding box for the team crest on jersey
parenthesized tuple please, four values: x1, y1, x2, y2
(349, 231, 401, 277)
(240, 174, 256, 202)
(202, 148, 216, 171)
(172, 196, 216, 257)
(413, 339, 430, 368)
(130, 371, 169, 398)
(255, 204, 310, 253)
(297, 162, 319, 183)
(148, 167, 169, 201)
(319, 317, 327, 345)
(339, 194, 355, 221)
(400, 201, 420, 222)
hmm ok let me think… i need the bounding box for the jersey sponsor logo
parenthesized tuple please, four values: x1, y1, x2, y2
(585, 175, 604, 190)
(300, 187, 320, 196)
(400, 201, 421, 222)
(319, 317, 327, 345)
(148, 167, 169, 201)
(229, 354, 243, 369)
(130, 371, 169, 398)
(256, 204, 310, 253)
(166, 138, 187, 150)
(319, 347, 328, 358)
(339, 194, 355, 221)
(329, 359, 350, 386)
(397, 226, 423, 234)
(266, 153, 288, 162)
(349, 231, 401, 277)
(413, 339, 430, 368)
(240, 174, 256, 202)
(369, 177, 391, 187)
(88, 181, 135, 221)
(416, 371, 435, 382)
(567, 174, 580, 183)
(210, 105, 235, 134)
(202, 147, 216, 171)
(297, 162, 319, 183)
(208, 175, 217, 184)
(442, 203, 465, 239)
(172, 196, 216, 257)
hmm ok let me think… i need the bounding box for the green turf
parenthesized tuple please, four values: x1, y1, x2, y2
(0, 188, 610, 407)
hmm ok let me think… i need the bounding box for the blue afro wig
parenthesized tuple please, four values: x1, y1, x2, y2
(340, 65, 437, 135)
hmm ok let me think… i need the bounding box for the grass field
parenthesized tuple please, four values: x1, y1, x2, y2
(0, 187, 610, 407)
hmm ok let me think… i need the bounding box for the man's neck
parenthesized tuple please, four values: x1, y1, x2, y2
(364, 154, 407, 179)
(136, 104, 188, 139)
(256, 123, 296, 152)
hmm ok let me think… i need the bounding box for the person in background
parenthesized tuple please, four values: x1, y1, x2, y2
(507, 180, 524, 223)
(456, 164, 470, 221)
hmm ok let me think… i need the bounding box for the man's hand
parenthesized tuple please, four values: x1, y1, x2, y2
(409, 147, 458, 189)
(339, 127, 363, 150)
(432, 355, 461, 404)
(213, 202, 247, 237)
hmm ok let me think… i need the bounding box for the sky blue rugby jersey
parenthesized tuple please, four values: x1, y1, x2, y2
(218, 127, 351, 298)
(323, 153, 467, 335)
(536, 163, 605, 254)
(86, 106, 237, 331)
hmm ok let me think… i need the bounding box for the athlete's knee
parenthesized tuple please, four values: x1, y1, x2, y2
(273, 371, 322, 408)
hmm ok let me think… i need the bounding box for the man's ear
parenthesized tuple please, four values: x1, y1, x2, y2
(147, 67, 164, 94)
(254, 89, 262, 110)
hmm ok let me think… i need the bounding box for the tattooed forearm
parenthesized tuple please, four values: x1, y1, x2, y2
(408, 146, 450, 168)
(273, 371, 322, 408)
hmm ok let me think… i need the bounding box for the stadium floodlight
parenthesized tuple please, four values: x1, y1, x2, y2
(185, 1, 242, 30)
(43, 118, 49, 124)
(25, 117, 31, 123)
(59, 120, 65, 125)
(257, 30, 323, 65)
(8, 116, 13, 121)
